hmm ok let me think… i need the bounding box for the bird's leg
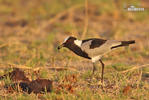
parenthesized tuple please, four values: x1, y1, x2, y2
(92, 63, 96, 75)
(99, 59, 104, 85)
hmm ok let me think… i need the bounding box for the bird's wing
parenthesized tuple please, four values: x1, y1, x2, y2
(81, 38, 106, 57)
(82, 38, 107, 49)
(81, 39, 121, 57)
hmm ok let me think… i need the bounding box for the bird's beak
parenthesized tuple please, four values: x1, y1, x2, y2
(57, 43, 64, 50)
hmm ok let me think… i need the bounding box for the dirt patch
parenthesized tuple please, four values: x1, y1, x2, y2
(0, 68, 53, 94)
(0, 68, 79, 94)
(123, 85, 132, 95)
(5, 79, 52, 94)
(0, 68, 30, 82)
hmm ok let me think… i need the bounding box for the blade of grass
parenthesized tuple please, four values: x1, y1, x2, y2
(120, 64, 149, 73)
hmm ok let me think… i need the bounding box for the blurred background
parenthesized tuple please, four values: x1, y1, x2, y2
(0, 0, 149, 67)
(0, 0, 149, 99)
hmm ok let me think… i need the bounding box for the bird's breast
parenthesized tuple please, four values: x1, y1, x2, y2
(67, 44, 91, 59)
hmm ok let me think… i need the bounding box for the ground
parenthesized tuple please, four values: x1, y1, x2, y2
(0, 0, 149, 100)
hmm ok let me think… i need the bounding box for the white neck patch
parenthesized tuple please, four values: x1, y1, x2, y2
(74, 40, 82, 47)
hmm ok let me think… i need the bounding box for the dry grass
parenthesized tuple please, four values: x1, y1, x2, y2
(0, 0, 149, 100)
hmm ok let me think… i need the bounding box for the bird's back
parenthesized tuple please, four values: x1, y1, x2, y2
(81, 38, 121, 57)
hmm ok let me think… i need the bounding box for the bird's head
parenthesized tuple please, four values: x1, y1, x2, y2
(57, 36, 77, 50)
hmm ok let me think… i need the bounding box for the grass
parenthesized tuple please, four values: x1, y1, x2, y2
(0, 0, 149, 100)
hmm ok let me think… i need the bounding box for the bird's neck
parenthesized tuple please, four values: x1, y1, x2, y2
(74, 40, 82, 47)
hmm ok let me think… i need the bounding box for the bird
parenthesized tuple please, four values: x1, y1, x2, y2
(57, 36, 135, 84)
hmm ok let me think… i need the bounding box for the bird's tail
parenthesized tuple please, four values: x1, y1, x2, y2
(121, 40, 135, 46)
(111, 40, 135, 49)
